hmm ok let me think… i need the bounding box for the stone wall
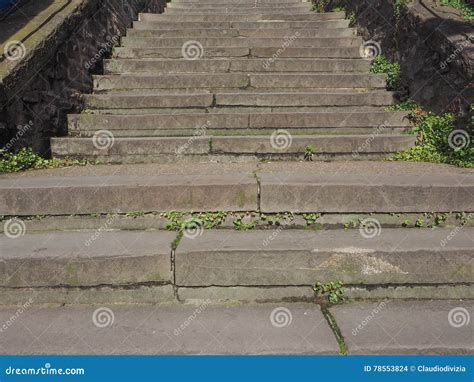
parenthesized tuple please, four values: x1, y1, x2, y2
(324, 0, 473, 123)
(0, 0, 166, 155)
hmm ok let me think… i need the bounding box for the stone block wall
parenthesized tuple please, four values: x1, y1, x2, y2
(0, 0, 166, 155)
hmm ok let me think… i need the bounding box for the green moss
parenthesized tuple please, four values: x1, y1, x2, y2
(0, 148, 92, 173)
(390, 108, 473, 168)
(440, 0, 474, 21)
(370, 55, 401, 90)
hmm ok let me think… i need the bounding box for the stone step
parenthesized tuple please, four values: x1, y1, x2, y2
(0, 303, 340, 354)
(0, 231, 176, 288)
(51, 135, 414, 162)
(2, 162, 471, 216)
(83, 91, 396, 109)
(0, 169, 258, 216)
(214, 91, 396, 107)
(68, 111, 410, 133)
(93, 73, 387, 91)
(166, 5, 312, 12)
(138, 12, 345, 22)
(172, 0, 305, 3)
(167, 2, 311, 9)
(126, 27, 356, 38)
(84, 92, 214, 109)
(113, 46, 362, 59)
(120, 36, 362, 48)
(104, 58, 370, 74)
(175, 229, 474, 286)
(164, 9, 313, 15)
(132, 20, 351, 29)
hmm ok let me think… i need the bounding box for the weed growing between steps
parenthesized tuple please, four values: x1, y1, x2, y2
(313, 281, 348, 355)
(0, 148, 92, 173)
(314, 281, 346, 305)
(388, 101, 473, 167)
(304, 145, 317, 161)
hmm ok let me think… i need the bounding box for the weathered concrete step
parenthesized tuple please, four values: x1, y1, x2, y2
(211, 135, 414, 155)
(126, 27, 356, 38)
(333, 300, 474, 354)
(138, 12, 345, 22)
(175, 229, 474, 286)
(114, 46, 251, 59)
(51, 135, 414, 161)
(166, 5, 312, 12)
(104, 58, 370, 74)
(84, 91, 396, 109)
(84, 92, 214, 109)
(121, 36, 362, 48)
(164, 9, 313, 15)
(0, 231, 176, 288)
(93, 73, 387, 91)
(167, 2, 311, 9)
(172, 0, 305, 3)
(70, 127, 409, 137)
(260, 171, 474, 213)
(0, 171, 258, 216)
(215, 91, 396, 107)
(0, 303, 338, 354)
(132, 20, 351, 29)
(68, 111, 410, 132)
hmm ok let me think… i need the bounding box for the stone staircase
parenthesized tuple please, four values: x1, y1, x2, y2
(1, 0, 473, 354)
(50, 0, 415, 163)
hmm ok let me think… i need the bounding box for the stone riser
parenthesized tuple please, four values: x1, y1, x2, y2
(138, 12, 345, 22)
(83, 92, 396, 109)
(132, 20, 351, 29)
(126, 27, 356, 38)
(120, 36, 362, 48)
(68, 111, 410, 131)
(3, 166, 472, 216)
(104, 58, 371, 74)
(92, 73, 387, 91)
(1, 230, 472, 291)
(113, 47, 363, 59)
(51, 135, 415, 161)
